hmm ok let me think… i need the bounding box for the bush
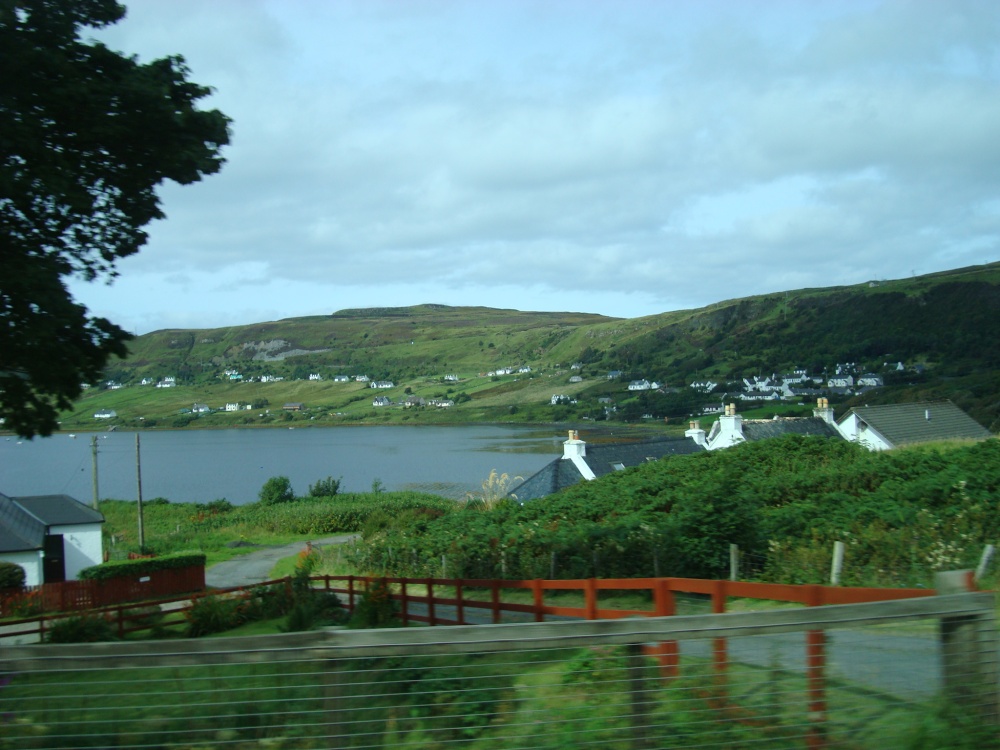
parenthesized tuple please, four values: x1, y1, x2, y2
(185, 594, 244, 637)
(259, 475, 296, 505)
(348, 578, 400, 629)
(309, 476, 342, 498)
(0, 561, 26, 589)
(45, 614, 118, 643)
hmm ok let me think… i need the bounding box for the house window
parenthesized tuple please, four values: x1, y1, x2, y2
(611, 462, 626, 471)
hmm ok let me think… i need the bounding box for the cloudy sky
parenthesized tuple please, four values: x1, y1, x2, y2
(69, 0, 1000, 335)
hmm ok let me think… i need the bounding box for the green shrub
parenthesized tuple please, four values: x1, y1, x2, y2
(0, 561, 26, 589)
(348, 578, 400, 629)
(259, 475, 296, 505)
(309, 476, 342, 497)
(184, 594, 244, 637)
(45, 614, 118, 643)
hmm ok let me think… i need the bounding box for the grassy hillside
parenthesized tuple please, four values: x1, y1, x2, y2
(53, 263, 1000, 432)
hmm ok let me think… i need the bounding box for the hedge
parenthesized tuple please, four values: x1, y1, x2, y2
(78, 552, 207, 582)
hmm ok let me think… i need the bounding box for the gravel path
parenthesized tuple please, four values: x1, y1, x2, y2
(205, 534, 358, 589)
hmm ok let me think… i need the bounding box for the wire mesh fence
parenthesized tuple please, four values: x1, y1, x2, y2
(1, 592, 996, 749)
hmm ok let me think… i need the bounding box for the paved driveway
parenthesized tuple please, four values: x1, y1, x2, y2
(205, 534, 358, 589)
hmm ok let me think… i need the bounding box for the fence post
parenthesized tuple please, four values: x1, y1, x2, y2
(532, 579, 543, 622)
(936, 570, 1000, 724)
(830, 541, 845, 585)
(400, 579, 409, 627)
(347, 576, 355, 613)
(653, 579, 678, 678)
(626, 643, 654, 749)
(805, 583, 828, 749)
(975, 544, 995, 583)
(585, 578, 598, 620)
(729, 544, 739, 581)
(711, 580, 727, 678)
(455, 579, 465, 625)
(490, 580, 501, 624)
(426, 578, 435, 626)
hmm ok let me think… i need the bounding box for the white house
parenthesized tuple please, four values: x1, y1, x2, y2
(333, 375, 351, 382)
(225, 403, 240, 412)
(827, 375, 854, 388)
(94, 409, 116, 419)
(370, 381, 394, 389)
(856, 374, 884, 388)
(628, 379, 656, 391)
(372, 396, 391, 407)
(308, 373, 323, 381)
(836, 401, 991, 451)
(0, 493, 104, 586)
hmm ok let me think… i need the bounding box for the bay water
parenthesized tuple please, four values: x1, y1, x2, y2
(0, 426, 565, 504)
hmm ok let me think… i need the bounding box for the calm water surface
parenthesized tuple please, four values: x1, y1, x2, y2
(0, 426, 565, 504)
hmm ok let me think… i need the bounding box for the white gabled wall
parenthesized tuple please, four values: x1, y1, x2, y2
(51, 523, 104, 580)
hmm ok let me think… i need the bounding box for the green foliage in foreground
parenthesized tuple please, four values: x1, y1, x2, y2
(350, 436, 1000, 586)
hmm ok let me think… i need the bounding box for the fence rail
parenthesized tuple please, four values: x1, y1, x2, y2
(0, 564, 205, 617)
(319, 573, 938, 627)
(1, 592, 996, 749)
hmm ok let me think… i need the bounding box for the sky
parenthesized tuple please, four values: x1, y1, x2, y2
(68, 0, 1000, 335)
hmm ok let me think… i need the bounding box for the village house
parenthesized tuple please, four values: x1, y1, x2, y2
(511, 431, 704, 502)
(93, 409, 116, 419)
(282, 402, 304, 411)
(628, 379, 658, 391)
(0, 492, 104, 586)
(370, 381, 394, 389)
(308, 373, 323, 381)
(836, 401, 991, 451)
(372, 396, 392, 407)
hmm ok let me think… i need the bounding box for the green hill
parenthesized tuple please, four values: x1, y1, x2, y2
(59, 263, 1000, 432)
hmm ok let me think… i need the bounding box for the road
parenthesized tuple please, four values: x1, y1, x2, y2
(205, 534, 358, 589)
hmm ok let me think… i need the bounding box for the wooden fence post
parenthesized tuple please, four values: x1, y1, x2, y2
(490, 580, 501, 624)
(532, 579, 543, 622)
(627, 644, 655, 749)
(805, 583, 828, 749)
(936, 571, 1000, 724)
(456, 579, 465, 625)
(585, 578, 598, 620)
(653, 579, 678, 678)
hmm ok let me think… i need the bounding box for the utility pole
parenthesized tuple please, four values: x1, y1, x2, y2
(136, 433, 145, 551)
(90, 435, 100, 509)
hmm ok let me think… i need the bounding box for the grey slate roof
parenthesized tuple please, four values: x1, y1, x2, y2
(842, 401, 991, 447)
(741, 417, 842, 442)
(12, 495, 105, 526)
(511, 437, 705, 502)
(0, 493, 45, 552)
(0, 493, 103, 553)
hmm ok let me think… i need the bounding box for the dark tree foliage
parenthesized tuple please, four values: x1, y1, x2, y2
(0, 0, 230, 437)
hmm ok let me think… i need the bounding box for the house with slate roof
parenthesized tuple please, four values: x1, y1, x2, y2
(0, 493, 104, 586)
(510, 431, 705, 502)
(836, 401, 991, 451)
(685, 400, 843, 450)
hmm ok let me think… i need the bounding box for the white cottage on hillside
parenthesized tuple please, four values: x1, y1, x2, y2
(0, 493, 104, 586)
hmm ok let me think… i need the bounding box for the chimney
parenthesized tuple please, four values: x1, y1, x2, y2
(713, 403, 744, 448)
(685, 419, 706, 446)
(562, 430, 596, 480)
(813, 397, 836, 425)
(563, 429, 586, 459)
